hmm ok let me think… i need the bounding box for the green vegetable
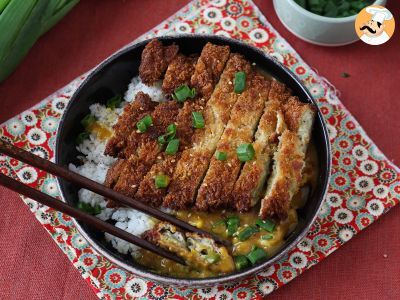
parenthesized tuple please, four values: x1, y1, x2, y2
(0, 0, 80, 82)
(172, 84, 196, 102)
(247, 247, 267, 265)
(205, 252, 221, 264)
(158, 124, 176, 144)
(155, 174, 170, 188)
(192, 111, 205, 129)
(211, 219, 226, 229)
(136, 120, 147, 133)
(293, 0, 373, 18)
(226, 216, 240, 237)
(76, 131, 89, 145)
(237, 225, 259, 241)
(341, 72, 350, 78)
(77, 201, 102, 215)
(136, 115, 152, 133)
(236, 143, 255, 162)
(106, 95, 122, 109)
(165, 138, 179, 155)
(234, 71, 246, 93)
(255, 218, 276, 232)
(81, 114, 96, 128)
(215, 151, 227, 161)
(261, 234, 274, 240)
(234, 255, 250, 270)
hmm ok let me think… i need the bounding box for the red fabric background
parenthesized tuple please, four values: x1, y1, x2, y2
(0, 1, 399, 299)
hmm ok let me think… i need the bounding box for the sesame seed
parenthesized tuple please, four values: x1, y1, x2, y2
(228, 81, 233, 85)
(131, 184, 137, 188)
(136, 130, 140, 133)
(252, 62, 256, 66)
(157, 156, 162, 160)
(171, 159, 176, 163)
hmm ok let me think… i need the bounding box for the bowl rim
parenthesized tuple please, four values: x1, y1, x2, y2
(55, 34, 332, 286)
(286, 0, 386, 23)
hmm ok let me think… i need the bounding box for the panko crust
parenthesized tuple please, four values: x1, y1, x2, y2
(163, 53, 251, 209)
(195, 73, 270, 211)
(139, 39, 179, 85)
(259, 130, 305, 220)
(162, 54, 198, 95)
(104, 92, 157, 157)
(190, 43, 230, 99)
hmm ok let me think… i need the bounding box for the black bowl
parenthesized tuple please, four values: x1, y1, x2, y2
(55, 34, 331, 286)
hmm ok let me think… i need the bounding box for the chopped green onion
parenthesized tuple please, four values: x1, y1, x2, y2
(192, 111, 205, 129)
(158, 124, 176, 144)
(236, 144, 255, 162)
(215, 151, 227, 161)
(261, 234, 274, 240)
(247, 247, 267, 265)
(172, 84, 196, 102)
(136, 115, 153, 133)
(226, 216, 240, 237)
(255, 218, 276, 232)
(234, 255, 250, 270)
(237, 225, 259, 241)
(234, 71, 246, 93)
(341, 72, 350, 78)
(141, 115, 153, 127)
(155, 174, 170, 188)
(106, 95, 122, 109)
(77, 202, 102, 215)
(81, 114, 96, 129)
(76, 132, 90, 145)
(212, 220, 226, 229)
(205, 252, 221, 264)
(165, 139, 179, 155)
(136, 120, 147, 133)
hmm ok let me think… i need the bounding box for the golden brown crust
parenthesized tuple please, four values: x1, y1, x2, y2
(195, 73, 270, 211)
(232, 100, 283, 212)
(259, 130, 305, 220)
(139, 39, 179, 85)
(162, 54, 198, 94)
(104, 92, 157, 157)
(190, 43, 230, 99)
(163, 53, 251, 210)
(268, 80, 291, 103)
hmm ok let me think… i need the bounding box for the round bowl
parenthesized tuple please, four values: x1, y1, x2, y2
(55, 34, 331, 286)
(273, 0, 387, 46)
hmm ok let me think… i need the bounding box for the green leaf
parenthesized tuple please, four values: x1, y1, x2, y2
(41, 0, 79, 36)
(0, 0, 12, 14)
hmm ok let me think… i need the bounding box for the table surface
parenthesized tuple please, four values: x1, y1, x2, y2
(0, 1, 399, 299)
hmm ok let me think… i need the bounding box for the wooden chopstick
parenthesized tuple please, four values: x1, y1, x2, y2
(0, 141, 230, 247)
(0, 173, 186, 265)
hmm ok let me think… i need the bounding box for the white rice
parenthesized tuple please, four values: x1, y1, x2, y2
(125, 77, 165, 103)
(69, 75, 165, 257)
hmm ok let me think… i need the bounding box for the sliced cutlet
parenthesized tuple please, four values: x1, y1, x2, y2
(259, 97, 316, 220)
(136, 44, 231, 206)
(190, 42, 230, 99)
(112, 100, 181, 198)
(104, 92, 157, 157)
(162, 54, 198, 95)
(269, 79, 292, 102)
(195, 73, 271, 211)
(163, 53, 252, 209)
(139, 39, 179, 85)
(232, 99, 286, 212)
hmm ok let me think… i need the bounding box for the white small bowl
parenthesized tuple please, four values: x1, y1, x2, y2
(273, 0, 387, 46)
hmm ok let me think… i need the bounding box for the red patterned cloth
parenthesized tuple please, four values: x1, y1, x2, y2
(0, 0, 399, 299)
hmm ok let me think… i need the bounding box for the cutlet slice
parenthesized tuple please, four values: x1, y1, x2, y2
(269, 79, 292, 102)
(136, 44, 230, 206)
(111, 100, 181, 199)
(259, 97, 316, 220)
(232, 100, 286, 212)
(195, 73, 271, 211)
(162, 54, 198, 95)
(190, 43, 230, 99)
(104, 92, 157, 157)
(139, 39, 179, 85)
(163, 53, 252, 209)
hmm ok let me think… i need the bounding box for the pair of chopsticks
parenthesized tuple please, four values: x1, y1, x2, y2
(0, 140, 230, 265)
